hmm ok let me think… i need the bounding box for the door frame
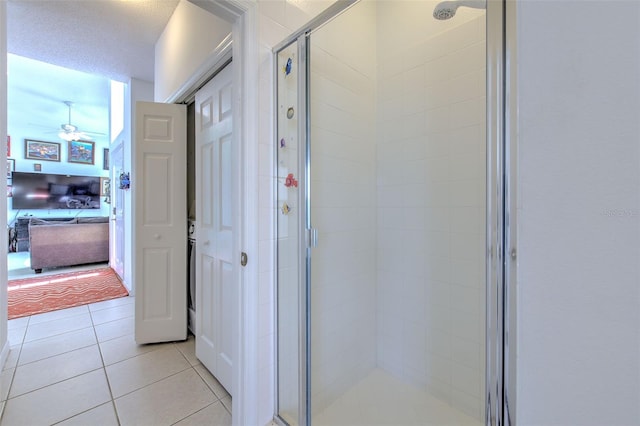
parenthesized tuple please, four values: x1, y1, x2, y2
(182, 1, 259, 425)
(0, 1, 8, 372)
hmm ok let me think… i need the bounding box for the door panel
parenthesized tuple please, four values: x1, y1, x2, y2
(217, 258, 234, 388)
(195, 64, 234, 394)
(134, 101, 187, 344)
(143, 154, 172, 223)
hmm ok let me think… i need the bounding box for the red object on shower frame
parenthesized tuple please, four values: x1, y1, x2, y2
(284, 173, 298, 188)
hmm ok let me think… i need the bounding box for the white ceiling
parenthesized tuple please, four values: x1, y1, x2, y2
(6, 0, 181, 144)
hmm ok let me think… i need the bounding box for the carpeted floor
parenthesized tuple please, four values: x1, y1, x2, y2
(8, 267, 129, 320)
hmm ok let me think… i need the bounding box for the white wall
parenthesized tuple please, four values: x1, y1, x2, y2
(154, 0, 231, 102)
(375, 2, 485, 419)
(515, 1, 640, 425)
(118, 78, 153, 293)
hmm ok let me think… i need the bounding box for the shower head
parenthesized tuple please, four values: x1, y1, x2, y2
(433, 0, 486, 20)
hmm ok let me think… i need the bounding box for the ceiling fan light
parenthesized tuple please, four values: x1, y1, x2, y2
(59, 131, 74, 141)
(59, 131, 84, 142)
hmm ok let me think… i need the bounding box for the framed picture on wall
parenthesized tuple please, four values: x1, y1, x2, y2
(24, 139, 61, 162)
(6, 159, 14, 179)
(68, 140, 95, 165)
(100, 177, 111, 196)
(103, 148, 109, 170)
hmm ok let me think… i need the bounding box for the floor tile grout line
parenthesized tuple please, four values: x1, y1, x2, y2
(102, 341, 184, 370)
(100, 342, 167, 369)
(89, 306, 123, 426)
(48, 400, 117, 426)
(192, 365, 231, 401)
(20, 313, 95, 344)
(21, 327, 94, 346)
(109, 364, 209, 402)
(89, 299, 135, 311)
(93, 304, 135, 316)
(95, 328, 141, 347)
(0, 315, 28, 425)
(169, 399, 229, 426)
(14, 340, 98, 369)
(172, 336, 200, 367)
(92, 314, 135, 329)
(21, 305, 92, 326)
(5, 365, 107, 401)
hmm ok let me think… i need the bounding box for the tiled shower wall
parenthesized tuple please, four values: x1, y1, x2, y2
(375, 3, 486, 419)
(272, 0, 487, 421)
(308, 1, 378, 415)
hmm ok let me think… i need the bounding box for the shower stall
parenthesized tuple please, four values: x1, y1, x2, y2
(275, 1, 502, 424)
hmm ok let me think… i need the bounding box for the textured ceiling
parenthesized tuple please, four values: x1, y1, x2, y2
(6, 0, 180, 144)
(7, 0, 180, 83)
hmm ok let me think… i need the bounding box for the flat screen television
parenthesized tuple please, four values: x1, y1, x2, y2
(11, 171, 101, 210)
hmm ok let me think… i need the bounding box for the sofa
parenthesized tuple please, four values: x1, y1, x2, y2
(28, 217, 109, 273)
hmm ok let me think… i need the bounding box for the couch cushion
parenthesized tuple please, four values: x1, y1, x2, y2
(29, 217, 77, 226)
(77, 216, 109, 224)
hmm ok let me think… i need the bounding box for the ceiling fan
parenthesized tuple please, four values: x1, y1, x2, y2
(58, 101, 94, 142)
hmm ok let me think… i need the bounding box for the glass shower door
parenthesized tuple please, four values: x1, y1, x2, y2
(275, 38, 306, 426)
(307, 1, 487, 424)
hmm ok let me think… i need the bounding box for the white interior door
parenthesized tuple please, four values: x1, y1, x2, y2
(110, 141, 125, 281)
(195, 64, 234, 394)
(134, 101, 187, 344)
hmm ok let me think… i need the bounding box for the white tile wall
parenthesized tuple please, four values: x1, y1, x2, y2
(375, 3, 486, 420)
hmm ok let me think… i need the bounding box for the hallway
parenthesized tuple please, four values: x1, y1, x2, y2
(0, 296, 232, 425)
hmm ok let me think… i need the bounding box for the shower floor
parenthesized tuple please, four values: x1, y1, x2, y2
(312, 369, 482, 426)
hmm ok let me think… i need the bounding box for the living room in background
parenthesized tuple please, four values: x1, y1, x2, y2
(6, 54, 112, 282)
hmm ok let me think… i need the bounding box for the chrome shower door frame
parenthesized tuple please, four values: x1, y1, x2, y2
(486, 0, 516, 424)
(274, 1, 514, 425)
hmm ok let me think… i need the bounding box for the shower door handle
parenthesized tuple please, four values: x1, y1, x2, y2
(307, 228, 318, 248)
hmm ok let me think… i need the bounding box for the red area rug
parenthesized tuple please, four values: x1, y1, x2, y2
(8, 267, 129, 320)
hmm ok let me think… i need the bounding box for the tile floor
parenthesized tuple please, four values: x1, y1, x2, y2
(0, 295, 232, 425)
